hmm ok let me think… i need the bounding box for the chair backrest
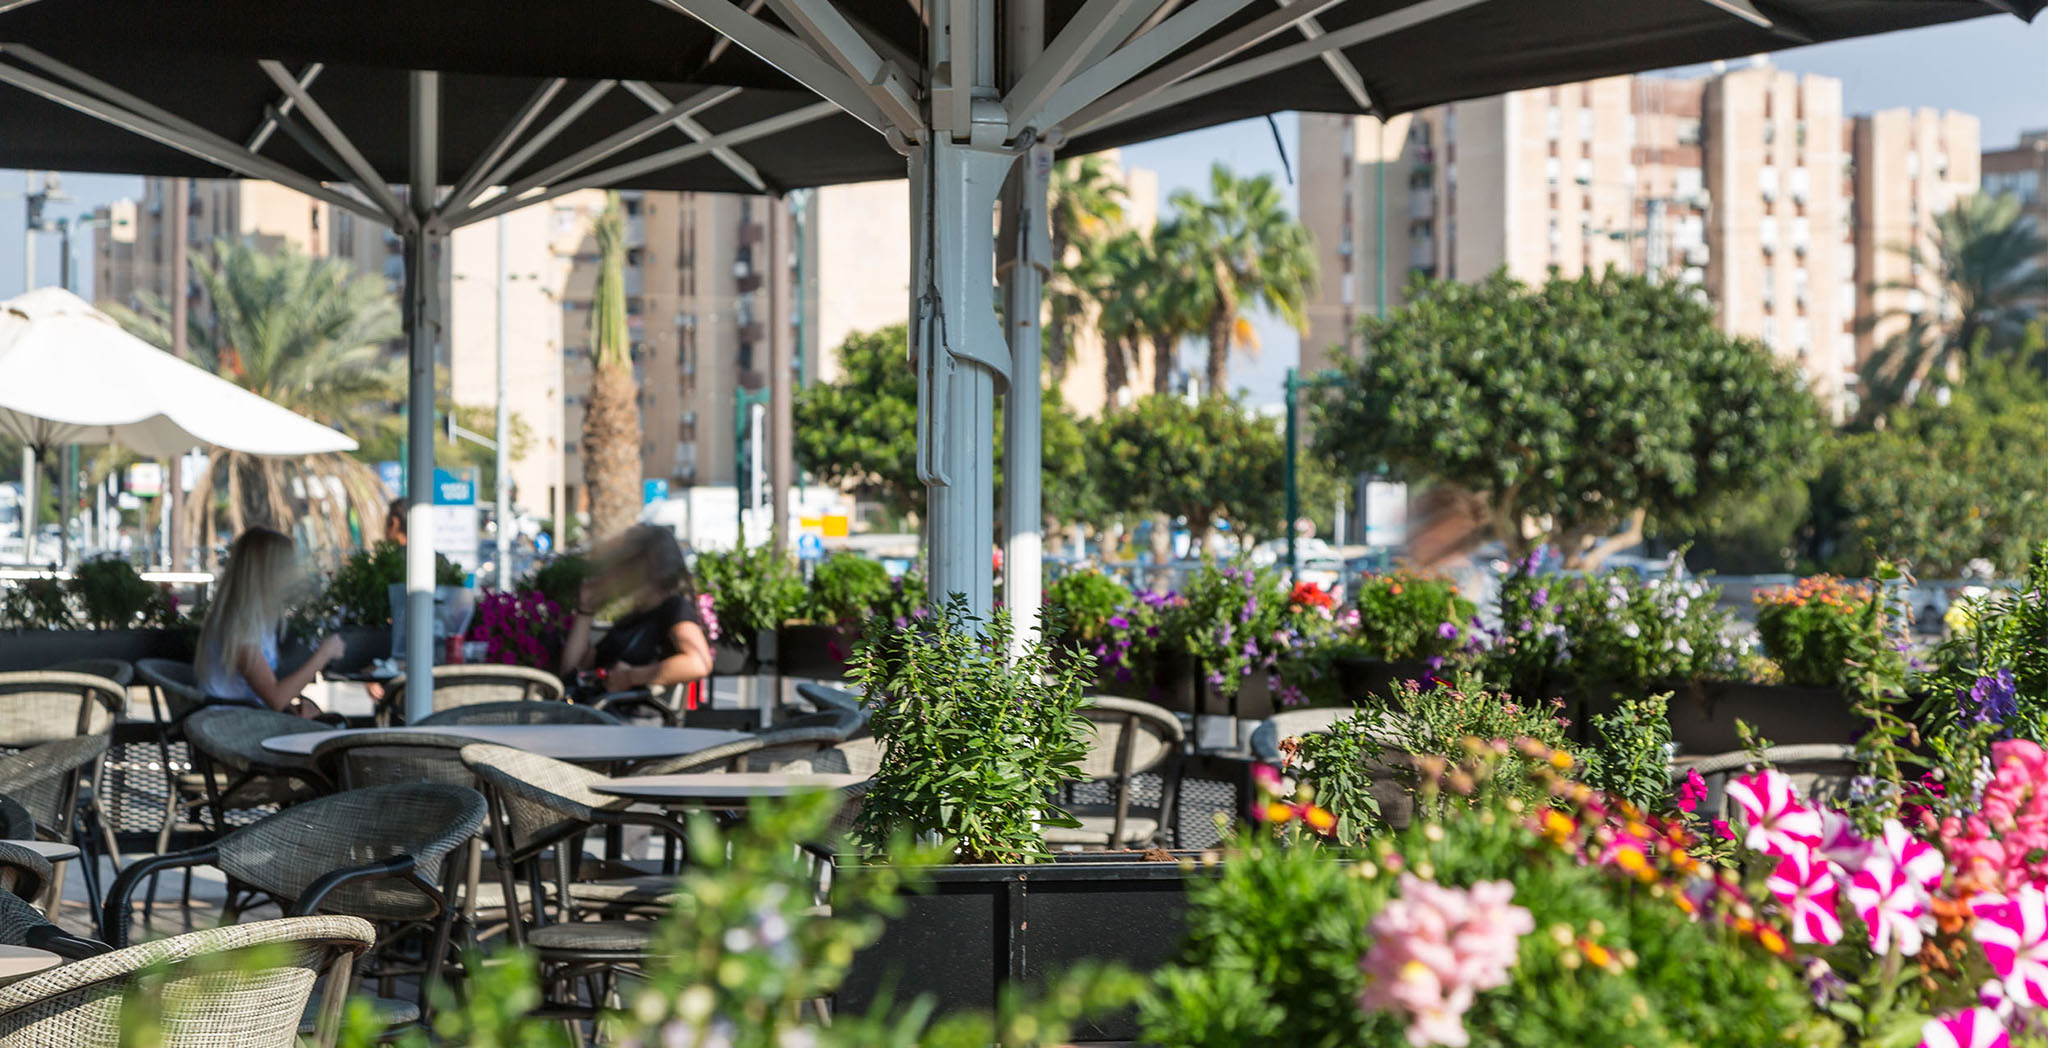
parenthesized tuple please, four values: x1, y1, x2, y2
(414, 701, 621, 727)
(44, 660, 134, 689)
(796, 736, 884, 777)
(1075, 697, 1184, 784)
(0, 842, 52, 902)
(308, 732, 478, 791)
(215, 784, 485, 923)
(794, 682, 865, 716)
(387, 666, 565, 714)
(0, 797, 34, 843)
(457, 744, 622, 858)
(0, 673, 125, 747)
(1683, 744, 1862, 819)
(0, 735, 111, 835)
(0, 915, 373, 1048)
(135, 659, 207, 724)
(628, 735, 770, 776)
(182, 708, 327, 775)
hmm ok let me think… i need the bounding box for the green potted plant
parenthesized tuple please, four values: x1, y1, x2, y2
(1327, 570, 1477, 704)
(835, 602, 1198, 1041)
(0, 556, 194, 670)
(780, 552, 894, 679)
(692, 543, 804, 674)
(304, 541, 463, 673)
(1712, 572, 1897, 751)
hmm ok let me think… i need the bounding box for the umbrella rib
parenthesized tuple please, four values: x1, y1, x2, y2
(469, 79, 619, 202)
(1277, 0, 1374, 112)
(763, 0, 923, 135)
(645, 0, 896, 136)
(498, 84, 740, 200)
(620, 81, 765, 192)
(447, 78, 568, 211)
(1018, 0, 1282, 138)
(245, 62, 323, 152)
(257, 59, 413, 229)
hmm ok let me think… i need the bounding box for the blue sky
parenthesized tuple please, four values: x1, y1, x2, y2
(0, 13, 2041, 406)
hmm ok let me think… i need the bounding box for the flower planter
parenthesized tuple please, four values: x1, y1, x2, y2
(835, 853, 1206, 1042)
(1098, 649, 1274, 721)
(0, 628, 195, 673)
(1330, 656, 1438, 706)
(775, 623, 858, 680)
(1666, 681, 1865, 755)
(712, 632, 769, 677)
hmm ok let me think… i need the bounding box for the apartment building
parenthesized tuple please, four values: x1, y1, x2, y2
(1981, 129, 2047, 299)
(1300, 62, 1918, 414)
(1850, 108, 1982, 375)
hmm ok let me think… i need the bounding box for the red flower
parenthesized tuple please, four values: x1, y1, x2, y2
(1289, 582, 1335, 610)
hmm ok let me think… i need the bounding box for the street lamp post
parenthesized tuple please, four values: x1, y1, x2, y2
(1282, 366, 1344, 581)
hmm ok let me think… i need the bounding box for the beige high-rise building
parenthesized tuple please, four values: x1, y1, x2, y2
(93, 178, 362, 313)
(1301, 63, 1865, 411)
(1850, 109, 1981, 381)
(1984, 129, 2048, 237)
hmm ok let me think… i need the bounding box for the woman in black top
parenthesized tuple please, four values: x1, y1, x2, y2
(558, 525, 714, 691)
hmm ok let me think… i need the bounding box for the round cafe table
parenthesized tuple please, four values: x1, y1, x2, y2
(259, 724, 752, 765)
(0, 946, 59, 986)
(0, 841, 80, 864)
(591, 772, 869, 808)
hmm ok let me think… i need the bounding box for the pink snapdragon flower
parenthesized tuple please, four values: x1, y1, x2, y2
(697, 592, 722, 642)
(1767, 847, 1843, 946)
(1944, 740, 2048, 894)
(1727, 769, 1823, 858)
(1973, 885, 2048, 1010)
(1918, 1008, 2009, 1048)
(1847, 856, 1929, 957)
(1359, 875, 1532, 1047)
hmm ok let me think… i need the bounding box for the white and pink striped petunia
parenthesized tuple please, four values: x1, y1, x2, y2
(1918, 1008, 2009, 1048)
(1973, 885, 2048, 1009)
(1881, 819, 1944, 892)
(1767, 847, 1844, 945)
(1817, 808, 1872, 872)
(1727, 770, 1823, 858)
(1847, 856, 1928, 957)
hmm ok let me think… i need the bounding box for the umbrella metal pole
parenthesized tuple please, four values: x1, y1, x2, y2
(494, 214, 511, 589)
(999, 0, 1048, 660)
(402, 71, 441, 723)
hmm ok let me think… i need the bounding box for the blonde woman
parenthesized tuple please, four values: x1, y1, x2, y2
(195, 528, 344, 718)
(559, 525, 714, 691)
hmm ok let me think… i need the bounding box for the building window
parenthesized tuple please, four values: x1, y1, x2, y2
(1759, 167, 1779, 202)
(1675, 167, 1704, 201)
(1676, 118, 1702, 146)
(1544, 157, 1561, 186)
(1575, 158, 1593, 186)
(1545, 106, 1562, 139)
(1577, 108, 1593, 140)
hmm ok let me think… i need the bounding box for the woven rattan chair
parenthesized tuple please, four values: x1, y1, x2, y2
(415, 701, 622, 727)
(44, 660, 134, 689)
(0, 672, 124, 748)
(0, 842, 109, 961)
(793, 682, 865, 717)
(628, 710, 862, 776)
(459, 743, 685, 1006)
(309, 732, 478, 792)
(104, 784, 485, 1011)
(786, 736, 885, 777)
(0, 735, 113, 920)
(0, 798, 31, 842)
(1045, 697, 1186, 850)
(1679, 744, 1863, 820)
(180, 708, 331, 833)
(382, 666, 566, 724)
(0, 914, 374, 1048)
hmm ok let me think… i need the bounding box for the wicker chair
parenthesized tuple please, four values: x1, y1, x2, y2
(458, 743, 685, 1002)
(180, 708, 331, 833)
(786, 737, 885, 777)
(793, 682, 865, 717)
(1679, 745, 1863, 819)
(0, 672, 124, 747)
(1046, 697, 1186, 850)
(309, 731, 479, 792)
(0, 842, 109, 961)
(44, 661, 134, 689)
(0, 915, 375, 1048)
(382, 666, 566, 723)
(414, 701, 622, 727)
(0, 735, 113, 920)
(627, 709, 863, 776)
(103, 784, 485, 1012)
(0, 797, 32, 843)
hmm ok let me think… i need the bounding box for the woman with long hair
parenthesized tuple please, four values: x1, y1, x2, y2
(558, 525, 714, 690)
(195, 528, 344, 717)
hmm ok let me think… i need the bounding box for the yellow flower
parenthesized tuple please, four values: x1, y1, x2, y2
(1550, 750, 1575, 771)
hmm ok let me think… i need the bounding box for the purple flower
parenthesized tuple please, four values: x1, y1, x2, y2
(1436, 621, 1459, 640)
(1114, 666, 1134, 683)
(1107, 615, 1131, 630)
(1520, 547, 1546, 575)
(1426, 655, 1445, 673)
(1961, 668, 2018, 737)
(1205, 671, 1226, 688)
(1531, 587, 1549, 610)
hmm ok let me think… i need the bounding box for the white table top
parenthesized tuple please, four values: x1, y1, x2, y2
(0, 841, 79, 863)
(0, 946, 58, 985)
(591, 772, 869, 806)
(259, 724, 753, 763)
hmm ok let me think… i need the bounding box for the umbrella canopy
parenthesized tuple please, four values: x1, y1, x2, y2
(0, 287, 359, 458)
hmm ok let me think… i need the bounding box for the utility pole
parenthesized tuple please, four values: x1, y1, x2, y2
(767, 195, 793, 556)
(168, 178, 190, 571)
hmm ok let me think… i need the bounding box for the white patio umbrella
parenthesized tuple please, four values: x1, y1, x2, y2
(0, 286, 358, 562)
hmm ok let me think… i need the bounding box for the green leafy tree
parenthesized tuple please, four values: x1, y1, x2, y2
(1092, 393, 1324, 548)
(106, 239, 401, 558)
(1167, 165, 1318, 398)
(1315, 270, 1823, 570)
(1858, 193, 2048, 421)
(580, 191, 643, 543)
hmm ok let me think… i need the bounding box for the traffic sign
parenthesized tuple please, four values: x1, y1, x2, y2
(798, 533, 825, 561)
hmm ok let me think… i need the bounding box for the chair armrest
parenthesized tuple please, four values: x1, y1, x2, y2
(291, 854, 421, 917)
(104, 846, 221, 947)
(25, 924, 112, 960)
(592, 689, 677, 725)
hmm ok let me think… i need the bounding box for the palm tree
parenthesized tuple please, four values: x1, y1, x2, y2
(1044, 156, 1129, 382)
(1134, 220, 1208, 395)
(580, 191, 644, 545)
(1859, 193, 2048, 419)
(1073, 231, 1147, 401)
(1168, 164, 1318, 397)
(107, 240, 401, 559)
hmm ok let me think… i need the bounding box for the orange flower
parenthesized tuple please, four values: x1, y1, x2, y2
(1756, 925, 1790, 957)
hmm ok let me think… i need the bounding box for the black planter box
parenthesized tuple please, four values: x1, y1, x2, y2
(0, 628, 195, 673)
(1330, 656, 1437, 706)
(1666, 681, 1864, 755)
(711, 636, 765, 677)
(776, 623, 858, 680)
(1098, 649, 1274, 721)
(836, 853, 1204, 1042)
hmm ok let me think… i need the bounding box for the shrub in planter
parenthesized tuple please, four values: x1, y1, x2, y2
(1349, 570, 1476, 662)
(693, 544, 804, 654)
(519, 553, 594, 613)
(70, 555, 182, 629)
(0, 577, 71, 630)
(317, 541, 465, 627)
(466, 589, 572, 669)
(802, 552, 892, 626)
(1043, 568, 1133, 648)
(1481, 560, 1740, 708)
(1923, 543, 2048, 751)
(1752, 575, 1892, 690)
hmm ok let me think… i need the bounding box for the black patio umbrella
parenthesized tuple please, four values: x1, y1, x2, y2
(0, 0, 2030, 716)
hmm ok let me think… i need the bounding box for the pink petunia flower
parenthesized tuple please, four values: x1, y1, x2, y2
(1848, 856, 1928, 957)
(1881, 818, 1945, 892)
(1973, 885, 2048, 1010)
(1767, 847, 1843, 946)
(1816, 809, 1872, 872)
(1727, 770, 1823, 858)
(1918, 1008, 2009, 1048)
(1676, 768, 1708, 813)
